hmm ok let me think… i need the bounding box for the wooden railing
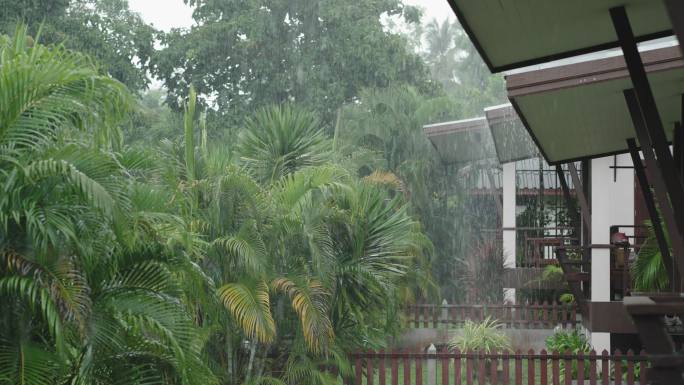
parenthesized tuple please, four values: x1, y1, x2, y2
(405, 302, 578, 329)
(350, 348, 649, 385)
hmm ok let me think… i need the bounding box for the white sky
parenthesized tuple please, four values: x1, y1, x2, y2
(128, 0, 453, 32)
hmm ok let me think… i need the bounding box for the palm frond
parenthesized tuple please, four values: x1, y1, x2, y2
(217, 281, 275, 344)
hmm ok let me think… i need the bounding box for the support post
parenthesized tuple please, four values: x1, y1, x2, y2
(556, 165, 581, 239)
(675, 122, 683, 178)
(627, 138, 676, 291)
(625, 89, 684, 280)
(567, 163, 592, 235)
(665, 0, 684, 58)
(427, 343, 437, 385)
(486, 166, 503, 223)
(611, 6, 684, 223)
(502, 162, 516, 304)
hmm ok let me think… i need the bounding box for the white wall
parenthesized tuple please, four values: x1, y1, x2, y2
(590, 154, 634, 351)
(503, 162, 517, 304)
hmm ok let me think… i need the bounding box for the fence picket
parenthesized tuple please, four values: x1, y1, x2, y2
(416, 348, 423, 385)
(614, 349, 622, 385)
(626, 350, 634, 385)
(502, 350, 510, 385)
(478, 351, 486, 385)
(454, 349, 462, 385)
(355, 352, 362, 385)
(379, 349, 385, 385)
(576, 351, 584, 385)
(589, 350, 597, 385)
(490, 348, 498, 385)
(515, 350, 522, 385)
(466, 351, 473, 385)
(414, 305, 420, 328)
(391, 349, 398, 385)
(563, 349, 571, 385)
(403, 349, 410, 385)
(367, 349, 374, 385)
(601, 350, 609, 385)
(527, 348, 535, 385)
(552, 351, 560, 385)
(539, 349, 547, 385)
(348, 347, 653, 385)
(441, 348, 449, 385)
(423, 306, 429, 328)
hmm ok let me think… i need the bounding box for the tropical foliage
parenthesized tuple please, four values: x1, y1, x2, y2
(0, 25, 435, 384)
(632, 220, 670, 292)
(0, 0, 509, 380)
(545, 328, 592, 379)
(448, 317, 511, 353)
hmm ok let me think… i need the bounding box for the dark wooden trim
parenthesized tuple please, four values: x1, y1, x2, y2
(612, 7, 684, 230)
(624, 89, 684, 281)
(587, 301, 636, 333)
(507, 45, 683, 97)
(627, 138, 676, 291)
(567, 163, 591, 234)
(665, 0, 684, 58)
(423, 117, 487, 137)
(485, 167, 503, 220)
(556, 165, 580, 237)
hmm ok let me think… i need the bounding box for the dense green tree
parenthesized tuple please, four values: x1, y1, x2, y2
(0, 0, 156, 91)
(152, 0, 437, 126)
(0, 26, 215, 385)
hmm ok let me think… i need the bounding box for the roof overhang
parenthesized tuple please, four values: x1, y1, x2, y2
(506, 44, 684, 165)
(423, 117, 497, 164)
(484, 104, 538, 163)
(446, 0, 674, 73)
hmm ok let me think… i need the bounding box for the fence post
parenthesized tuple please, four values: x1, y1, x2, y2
(490, 348, 499, 385)
(427, 344, 437, 385)
(626, 349, 634, 385)
(379, 348, 386, 385)
(454, 348, 462, 385)
(601, 350, 609, 385)
(355, 351, 362, 385)
(589, 350, 597, 385)
(441, 299, 448, 329)
(552, 351, 560, 385)
(515, 349, 522, 385)
(416, 347, 423, 385)
(614, 349, 622, 385)
(540, 349, 548, 385)
(368, 349, 374, 385)
(528, 349, 535, 385)
(403, 348, 410, 385)
(391, 348, 399, 385)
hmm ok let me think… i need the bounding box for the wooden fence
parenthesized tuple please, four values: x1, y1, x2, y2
(350, 348, 648, 385)
(406, 302, 579, 329)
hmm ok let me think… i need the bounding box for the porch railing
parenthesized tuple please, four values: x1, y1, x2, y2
(405, 302, 578, 329)
(350, 348, 649, 385)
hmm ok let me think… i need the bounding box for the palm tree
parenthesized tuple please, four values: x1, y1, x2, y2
(0, 26, 216, 385)
(238, 104, 331, 184)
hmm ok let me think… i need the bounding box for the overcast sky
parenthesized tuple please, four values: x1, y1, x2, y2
(128, 0, 453, 32)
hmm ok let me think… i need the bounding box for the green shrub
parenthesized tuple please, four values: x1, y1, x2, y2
(546, 328, 591, 378)
(448, 317, 511, 353)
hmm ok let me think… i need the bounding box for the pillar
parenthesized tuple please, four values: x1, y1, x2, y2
(503, 161, 517, 304)
(590, 154, 634, 352)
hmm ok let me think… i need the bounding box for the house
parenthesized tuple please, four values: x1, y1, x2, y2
(442, 1, 684, 382)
